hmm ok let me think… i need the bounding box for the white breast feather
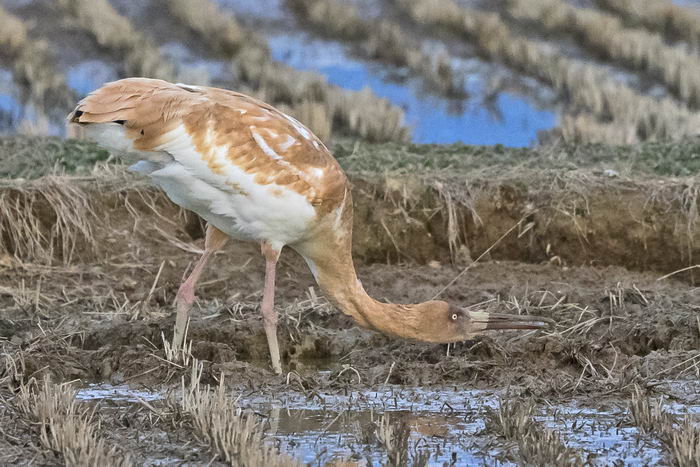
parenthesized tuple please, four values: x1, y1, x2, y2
(149, 124, 317, 249)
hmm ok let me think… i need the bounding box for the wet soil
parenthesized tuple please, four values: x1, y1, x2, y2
(0, 140, 698, 464)
(3, 248, 697, 387)
(0, 194, 698, 463)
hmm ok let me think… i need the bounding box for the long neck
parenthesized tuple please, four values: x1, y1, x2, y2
(293, 196, 426, 340)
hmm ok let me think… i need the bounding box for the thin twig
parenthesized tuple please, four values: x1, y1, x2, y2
(432, 217, 525, 299)
(656, 264, 700, 281)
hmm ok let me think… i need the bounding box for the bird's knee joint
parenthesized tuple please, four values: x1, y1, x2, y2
(176, 286, 195, 306)
(263, 314, 278, 327)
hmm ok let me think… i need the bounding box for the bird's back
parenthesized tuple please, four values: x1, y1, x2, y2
(70, 78, 349, 247)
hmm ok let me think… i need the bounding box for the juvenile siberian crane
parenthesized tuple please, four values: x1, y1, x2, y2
(70, 78, 550, 374)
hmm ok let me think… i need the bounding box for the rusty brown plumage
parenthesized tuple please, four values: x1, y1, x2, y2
(71, 78, 347, 212)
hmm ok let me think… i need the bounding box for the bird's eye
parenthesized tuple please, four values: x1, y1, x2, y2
(451, 313, 458, 321)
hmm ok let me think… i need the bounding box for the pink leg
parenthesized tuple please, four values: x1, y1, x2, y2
(261, 241, 282, 374)
(173, 225, 228, 350)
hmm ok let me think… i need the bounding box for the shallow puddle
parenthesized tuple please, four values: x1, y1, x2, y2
(76, 383, 164, 403)
(238, 387, 500, 464)
(75, 383, 699, 465)
(538, 404, 665, 465)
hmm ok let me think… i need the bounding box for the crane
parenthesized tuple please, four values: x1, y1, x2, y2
(70, 78, 550, 374)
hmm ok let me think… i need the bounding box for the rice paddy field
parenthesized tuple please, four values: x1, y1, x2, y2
(1, 0, 700, 466)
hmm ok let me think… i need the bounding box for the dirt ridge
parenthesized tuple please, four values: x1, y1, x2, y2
(1, 165, 697, 283)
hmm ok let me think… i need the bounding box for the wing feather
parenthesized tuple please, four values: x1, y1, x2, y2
(70, 78, 347, 210)
(70, 78, 346, 212)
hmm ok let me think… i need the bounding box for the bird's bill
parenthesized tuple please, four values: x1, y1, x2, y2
(468, 311, 553, 331)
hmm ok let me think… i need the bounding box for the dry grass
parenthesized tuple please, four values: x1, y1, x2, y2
(168, 0, 409, 142)
(486, 399, 584, 465)
(628, 386, 700, 466)
(161, 321, 194, 366)
(0, 160, 179, 267)
(395, 0, 700, 144)
(15, 378, 131, 466)
(57, 0, 175, 80)
(168, 0, 246, 56)
(0, 177, 97, 264)
(324, 87, 409, 143)
(557, 114, 638, 145)
(179, 361, 301, 466)
(485, 399, 536, 441)
(508, 0, 700, 108)
(374, 414, 430, 466)
(0, 6, 74, 111)
(628, 385, 674, 434)
(289, 0, 466, 100)
(290, 0, 363, 41)
(236, 56, 338, 141)
(666, 417, 700, 467)
(597, 0, 700, 50)
(375, 414, 410, 466)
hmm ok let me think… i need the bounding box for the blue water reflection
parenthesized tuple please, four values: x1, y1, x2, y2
(0, 69, 24, 131)
(0, 94, 21, 119)
(66, 60, 119, 96)
(269, 34, 556, 146)
(672, 0, 700, 9)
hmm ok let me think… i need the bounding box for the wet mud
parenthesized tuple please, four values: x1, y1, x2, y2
(1, 204, 698, 463)
(0, 147, 698, 464)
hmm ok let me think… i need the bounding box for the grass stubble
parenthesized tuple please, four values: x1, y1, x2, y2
(508, 0, 700, 109)
(0, 138, 698, 463)
(8, 0, 700, 147)
(12, 0, 700, 146)
(0, 357, 132, 467)
(287, 0, 467, 100)
(629, 385, 700, 467)
(596, 0, 700, 50)
(57, 0, 411, 143)
(375, 413, 431, 466)
(393, 0, 700, 144)
(175, 360, 302, 466)
(56, 0, 175, 81)
(484, 399, 584, 465)
(0, 331, 302, 465)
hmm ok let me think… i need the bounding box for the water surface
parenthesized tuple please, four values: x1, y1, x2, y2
(76, 383, 696, 465)
(268, 33, 556, 146)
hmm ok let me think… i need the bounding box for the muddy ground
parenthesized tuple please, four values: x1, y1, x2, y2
(0, 137, 698, 465)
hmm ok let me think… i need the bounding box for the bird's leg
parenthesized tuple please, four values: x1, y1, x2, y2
(260, 241, 282, 375)
(173, 225, 228, 351)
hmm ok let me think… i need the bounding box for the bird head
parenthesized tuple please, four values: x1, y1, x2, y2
(411, 300, 553, 343)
